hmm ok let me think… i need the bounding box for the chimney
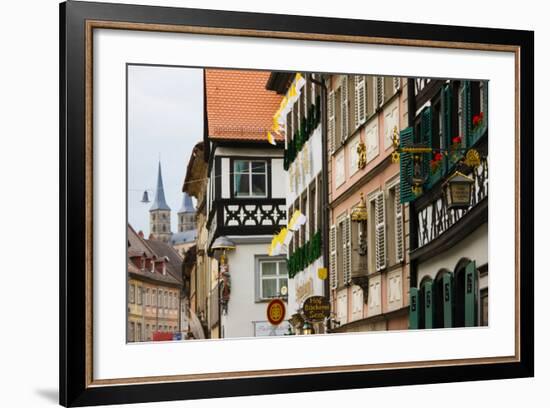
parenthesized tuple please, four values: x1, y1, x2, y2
(138, 230, 144, 238)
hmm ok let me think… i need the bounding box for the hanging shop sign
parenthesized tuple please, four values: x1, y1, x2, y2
(302, 296, 331, 321)
(266, 299, 286, 326)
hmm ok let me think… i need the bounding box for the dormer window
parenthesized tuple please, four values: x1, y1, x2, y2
(233, 160, 267, 198)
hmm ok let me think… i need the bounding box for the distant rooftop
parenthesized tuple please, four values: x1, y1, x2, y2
(170, 230, 197, 245)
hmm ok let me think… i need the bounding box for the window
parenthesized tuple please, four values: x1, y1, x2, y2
(136, 323, 142, 342)
(329, 224, 337, 289)
(301, 192, 307, 244)
(258, 259, 288, 300)
(152, 289, 156, 307)
(129, 322, 135, 342)
(336, 216, 351, 286)
(309, 181, 316, 236)
(335, 150, 345, 187)
(383, 76, 394, 102)
(369, 191, 387, 272)
(136, 286, 142, 305)
(146, 324, 150, 341)
(233, 160, 268, 197)
(433, 99, 443, 150)
(389, 183, 404, 264)
(129, 284, 135, 303)
(288, 204, 294, 257)
(480, 288, 489, 326)
(354, 75, 367, 128)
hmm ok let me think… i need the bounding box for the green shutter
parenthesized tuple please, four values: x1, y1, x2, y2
(424, 281, 434, 329)
(399, 127, 415, 203)
(409, 287, 419, 329)
(443, 273, 453, 328)
(421, 107, 433, 185)
(463, 82, 472, 147)
(465, 261, 478, 327)
(443, 84, 452, 149)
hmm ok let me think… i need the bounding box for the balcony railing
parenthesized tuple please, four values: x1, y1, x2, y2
(207, 198, 287, 249)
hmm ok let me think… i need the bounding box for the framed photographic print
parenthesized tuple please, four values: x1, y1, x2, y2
(59, 0, 534, 406)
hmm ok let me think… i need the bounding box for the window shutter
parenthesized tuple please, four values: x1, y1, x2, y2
(443, 273, 453, 328)
(329, 225, 337, 289)
(350, 214, 366, 277)
(375, 191, 386, 271)
(341, 76, 349, 141)
(409, 287, 419, 329)
(465, 260, 478, 327)
(328, 91, 336, 153)
(394, 186, 404, 263)
(344, 215, 352, 284)
(393, 77, 400, 92)
(464, 81, 472, 146)
(442, 84, 452, 148)
(458, 83, 472, 146)
(424, 280, 434, 329)
(354, 75, 366, 128)
(376, 76, 384, 107)
(420, 106, 433, 179)
(399, 127, 415, 203)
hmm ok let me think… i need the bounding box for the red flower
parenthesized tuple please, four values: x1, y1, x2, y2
(452, 136, 462, 145)
(472, 114, 481, 127)
(434, 152, 443, 162)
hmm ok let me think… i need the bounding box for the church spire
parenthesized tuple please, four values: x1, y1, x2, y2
(150, 161, 171, 211)
(179, 192, 195, 214)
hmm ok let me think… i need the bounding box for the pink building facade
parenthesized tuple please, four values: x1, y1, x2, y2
(327, 74, 410, 332)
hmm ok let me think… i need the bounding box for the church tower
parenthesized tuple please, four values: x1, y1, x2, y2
(149, 161, 172, 243)
(177, 192, 196, 232)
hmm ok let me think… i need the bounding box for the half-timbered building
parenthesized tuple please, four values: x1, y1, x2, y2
(402, 78, 489, 329)
(203, 69, 288, 338)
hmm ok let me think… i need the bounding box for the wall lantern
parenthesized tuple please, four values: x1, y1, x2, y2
(212, 236, 236, 265)
(442, 171, 475, 210)
(351, 192, 368, 256)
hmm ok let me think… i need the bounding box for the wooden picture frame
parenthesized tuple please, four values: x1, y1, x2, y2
(60, 1, 534, 406)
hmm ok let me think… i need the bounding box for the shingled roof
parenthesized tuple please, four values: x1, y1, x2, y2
(205, 69, 283, 142)
(127, 225, 182, 286)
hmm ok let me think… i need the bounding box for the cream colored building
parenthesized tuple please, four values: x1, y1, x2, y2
(127, 225, 183, 342)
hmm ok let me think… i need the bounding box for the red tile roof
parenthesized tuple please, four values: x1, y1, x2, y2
(205, 69, 283, 142)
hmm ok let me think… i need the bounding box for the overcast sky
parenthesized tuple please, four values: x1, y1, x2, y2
(128, 65, 203, 236)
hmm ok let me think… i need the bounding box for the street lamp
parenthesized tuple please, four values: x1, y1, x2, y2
(442, 171, 475, 210)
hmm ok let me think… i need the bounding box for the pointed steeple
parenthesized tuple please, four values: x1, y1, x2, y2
(150, 161, 171, 211)
(179, 192, 195, 214)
